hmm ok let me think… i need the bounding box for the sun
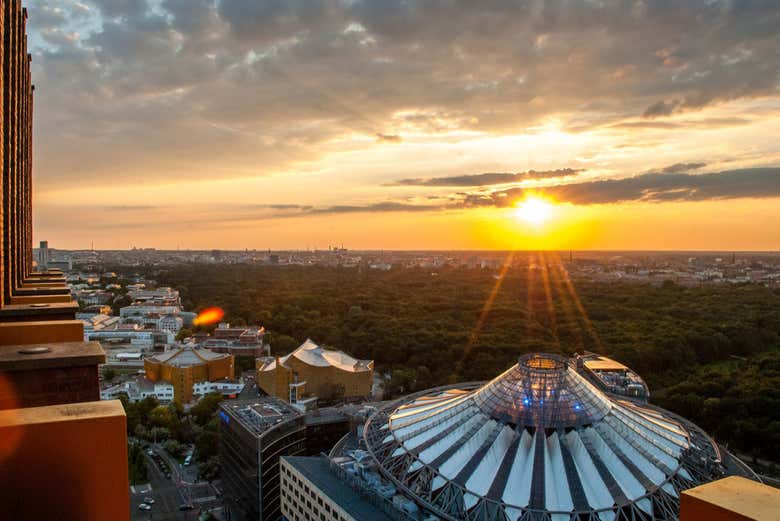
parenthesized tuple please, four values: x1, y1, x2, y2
(514, 195, 554, 226)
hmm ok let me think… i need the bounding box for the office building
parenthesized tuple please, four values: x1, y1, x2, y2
(219, 398, 306, 521)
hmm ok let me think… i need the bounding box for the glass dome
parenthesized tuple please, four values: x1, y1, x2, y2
(363, 353, 736, 521)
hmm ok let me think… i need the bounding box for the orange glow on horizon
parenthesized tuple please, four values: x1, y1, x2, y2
(193, 307, 225, 326)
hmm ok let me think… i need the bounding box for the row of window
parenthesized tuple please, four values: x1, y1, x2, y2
(280, 465, 350, 521)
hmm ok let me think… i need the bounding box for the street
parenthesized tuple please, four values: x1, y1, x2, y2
(130, 446, 222, 521)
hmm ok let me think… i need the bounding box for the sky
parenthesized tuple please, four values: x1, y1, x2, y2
(27, 0, 780, 250)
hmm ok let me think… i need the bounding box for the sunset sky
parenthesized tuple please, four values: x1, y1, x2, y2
(28, 0, 780, 250)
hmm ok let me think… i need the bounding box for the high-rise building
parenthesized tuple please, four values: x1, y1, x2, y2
(0, 2, 128, 519)
(219, 398, 307, 521)
(37, 240, 48, 269)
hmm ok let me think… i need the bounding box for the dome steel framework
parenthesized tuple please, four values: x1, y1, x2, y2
(363, 353, 729, 521)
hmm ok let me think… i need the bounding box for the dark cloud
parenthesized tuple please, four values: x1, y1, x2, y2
(391, 169, 583, 187)
(657, 162, 707, 174)
(643, 99, 681, 118)
(376, 133, 402, 143)
(487, 167, 780, 206)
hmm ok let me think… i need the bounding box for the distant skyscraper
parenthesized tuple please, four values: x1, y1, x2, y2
(38, 240, 49, 269)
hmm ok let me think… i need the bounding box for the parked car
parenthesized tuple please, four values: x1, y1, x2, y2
(138, 503, 151, 511)
(144, 497, 155, 505)
(178, 504, 194, 511)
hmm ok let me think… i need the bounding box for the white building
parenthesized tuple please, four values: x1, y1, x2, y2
(157, 314, 184, 334)
(101, 377, 175, 402)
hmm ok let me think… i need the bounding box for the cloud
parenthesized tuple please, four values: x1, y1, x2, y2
(643, 99, 681, 118)
(391, 168, 583, 187)
(25, 0, 780, 191)
(485, 167, 780, 206)
(656, 162, 707, 174)
(376, 133, 402, 143)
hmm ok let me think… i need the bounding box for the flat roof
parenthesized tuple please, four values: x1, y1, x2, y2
(220, 398, 301, 436)
(584, 358, 629, 371)
(282, 456, 395, 521)
(682, 476, 780, 520)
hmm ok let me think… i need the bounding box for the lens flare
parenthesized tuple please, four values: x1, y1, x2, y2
(193, 307, 225, 326)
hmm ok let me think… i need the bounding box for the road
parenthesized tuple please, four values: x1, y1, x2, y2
(130, 447, 222, 521)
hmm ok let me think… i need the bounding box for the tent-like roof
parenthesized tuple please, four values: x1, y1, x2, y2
(363, 353, 737, 521)
(146, 344, 229, 367)
(259, 339, 372, 373)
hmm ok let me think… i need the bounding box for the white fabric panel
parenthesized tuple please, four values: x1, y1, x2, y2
(505, 507, 522, 521)
(595, 422, 666, 485)
(544, 432, 574, 514)
(598, 510, 616, 521)
(418, 413, 483, 464)
(502, 430, 535, 508)
(400, 406, 475, 449)
(633, 407, 688, 437)
(583, 428, 645, 500)
(636, 498, 653, 516)
(614, 405, 688, 452)
(564, 431, 614, 510)
(464, 426, 516, 498)
(391, 393, 468, 425)
(391, 397, 470, 431)
(606, 413, 679, 468)
(438, 420, 497, 480)
(464, 493, 480, 510)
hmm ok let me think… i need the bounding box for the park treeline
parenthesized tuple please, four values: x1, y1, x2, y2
(139, 263, 779, 461)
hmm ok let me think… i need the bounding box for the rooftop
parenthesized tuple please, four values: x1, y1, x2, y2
(220, 397, 301, 436)
(681, 476, 780, 521)
(146, 344, 230, 367)
(283, 456, 395, 521)
(259, 338, 372, 373)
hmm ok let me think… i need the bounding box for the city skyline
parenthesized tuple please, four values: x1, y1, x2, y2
(28, 1, 780, 250)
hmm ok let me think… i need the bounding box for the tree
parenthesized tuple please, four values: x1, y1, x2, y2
(194, 417, 220, 463)
(176, 327, 193, 341)
(198, 456, 220, 482)
(149, 405, 177, 430)
(164, 439, 185, 458)
(102, 367, 117, 383)
(190, 392, 225, 426)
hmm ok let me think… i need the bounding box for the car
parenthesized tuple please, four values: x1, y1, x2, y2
(178, 504, 194, 511)
(138, 503, 151, 511)
(146, 449, 153, 456)
(143, 497, 155, 505)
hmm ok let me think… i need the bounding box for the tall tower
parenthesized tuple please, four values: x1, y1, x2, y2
(38, 240, 49, 270)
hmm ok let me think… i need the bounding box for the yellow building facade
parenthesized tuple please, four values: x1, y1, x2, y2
(144, 345, 234, 403)
(257, 339, 373, 403)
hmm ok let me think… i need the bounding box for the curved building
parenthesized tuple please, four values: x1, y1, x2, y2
(361, 353, 747, 521)
(257, 339, 373, 404)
